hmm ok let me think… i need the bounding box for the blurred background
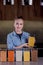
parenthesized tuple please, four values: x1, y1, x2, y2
(0, 0, 43, 57)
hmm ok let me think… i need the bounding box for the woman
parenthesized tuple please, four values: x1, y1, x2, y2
(7, 16, 30, 50)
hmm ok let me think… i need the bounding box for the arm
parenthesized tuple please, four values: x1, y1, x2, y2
(13, 43, 29, 49)
(7, 35, 14, 50)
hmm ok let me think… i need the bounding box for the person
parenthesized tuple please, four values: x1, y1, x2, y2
(7, 16, 30, 50)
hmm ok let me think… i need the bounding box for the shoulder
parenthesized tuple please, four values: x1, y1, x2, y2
(7, 31, 14, 38)
(23, 31, 30, 35)
(23, 31, 30, 37)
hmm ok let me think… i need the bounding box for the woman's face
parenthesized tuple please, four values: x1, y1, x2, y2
(14, 19, 24, 33)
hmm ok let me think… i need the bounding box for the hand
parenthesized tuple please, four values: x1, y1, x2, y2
(23, 43, 29, 47)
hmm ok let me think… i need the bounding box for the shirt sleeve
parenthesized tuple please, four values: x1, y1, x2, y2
(7, 34, 14, 50)
(26, 32, 30, 38)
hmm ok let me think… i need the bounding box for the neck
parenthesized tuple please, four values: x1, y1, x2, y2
(15, 30, 22, 34)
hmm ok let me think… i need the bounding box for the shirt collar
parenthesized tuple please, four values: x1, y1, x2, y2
(13, 31, 24, 36)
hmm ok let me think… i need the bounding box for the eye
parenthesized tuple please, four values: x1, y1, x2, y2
(16, 23, 18, 25)
(20, 23, 23, 25)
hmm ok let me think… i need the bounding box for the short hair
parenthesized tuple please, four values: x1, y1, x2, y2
(17, 16, 24, 20)
(14, 16, 24, 21)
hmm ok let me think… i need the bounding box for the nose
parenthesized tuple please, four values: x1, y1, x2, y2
(18, 24, 20, 27)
